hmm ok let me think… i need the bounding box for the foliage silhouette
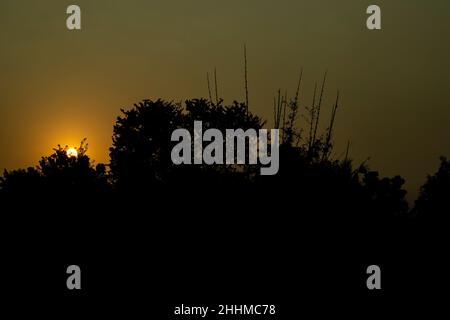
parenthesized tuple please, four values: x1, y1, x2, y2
(413, 156, 450, 221)
(1, 95, 445, 224)
(0, 95, 445, 301)
(1, 139, 109, 196)
(109, 99, 184, 191)
(109, 98, 264, 195)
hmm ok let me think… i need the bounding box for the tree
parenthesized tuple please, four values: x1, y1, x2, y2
(109, 99, 184, 191)
(0, 139, 109, 197)
(414, 156, 450, 219)
(361, 170, 409, 218)
(0, 167, 42, 194)
(109, 98, 265, 193)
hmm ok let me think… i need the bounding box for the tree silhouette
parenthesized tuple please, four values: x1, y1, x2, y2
(360, 169, 409, 218)
(0, 139, 108, 197)
(414, 156, 450, 220)
(109, 98, 265, 194)
(0, 166, 42, 194)
(109, 99, 184, 192)
(261, 83, 409, 221)
(0, 95, 418, 223)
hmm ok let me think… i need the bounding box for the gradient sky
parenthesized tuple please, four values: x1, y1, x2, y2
(1, 0, 450, 201)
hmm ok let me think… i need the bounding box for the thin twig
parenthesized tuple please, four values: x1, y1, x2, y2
(244, 44, 249, 113)
(282, 90, 287, 142)
(308, 83, 317, 151)
(344, 140, 350, 162)
(325, 90, 340, 148)
(207, 72, 213, 103)
(273, 97, 277, 126)
(312, 70, 328, 147)
(214, 68, 219, 105)
(294, 68, 303, 106)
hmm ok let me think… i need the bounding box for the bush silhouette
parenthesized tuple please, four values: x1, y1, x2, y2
(414, 156, 450, 220)
(1, 139, 108, 197)
(0, 95, 437, 224)
(109, 99, 264, 194)
(109, 99, 184, 191)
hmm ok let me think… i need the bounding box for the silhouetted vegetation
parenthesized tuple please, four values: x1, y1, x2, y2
(413, 156, 450, 221)
(0, 89, 447, 224)
(1, 139, 109, 196)
(109, 98, 264, 195)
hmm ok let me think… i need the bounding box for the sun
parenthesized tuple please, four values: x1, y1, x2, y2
(67, 147, 78, 158)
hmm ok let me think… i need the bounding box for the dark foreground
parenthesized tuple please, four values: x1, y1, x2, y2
(1, 188, 448, 318)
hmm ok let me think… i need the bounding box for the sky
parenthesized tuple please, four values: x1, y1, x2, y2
(1, 0, 450, 201)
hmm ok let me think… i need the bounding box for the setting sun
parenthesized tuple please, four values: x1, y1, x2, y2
(67, 147, 78, 158)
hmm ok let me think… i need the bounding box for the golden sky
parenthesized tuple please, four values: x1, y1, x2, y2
(1, 0, 450, 200)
